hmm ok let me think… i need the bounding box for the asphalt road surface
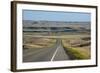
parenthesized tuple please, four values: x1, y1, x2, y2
(23, 39, 71, 62)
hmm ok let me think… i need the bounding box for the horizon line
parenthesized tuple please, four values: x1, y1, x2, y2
(23, 20, 91, 22)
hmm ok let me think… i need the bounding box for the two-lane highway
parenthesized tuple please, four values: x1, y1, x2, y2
(23, 39, 70, 62)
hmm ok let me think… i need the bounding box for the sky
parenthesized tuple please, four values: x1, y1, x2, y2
(23, 10, 91, 22)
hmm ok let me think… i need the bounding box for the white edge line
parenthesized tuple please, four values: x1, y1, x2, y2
(51, 46, 59, 61)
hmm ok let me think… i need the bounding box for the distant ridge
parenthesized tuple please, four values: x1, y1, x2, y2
(23, 20, 90, 23)
(23, 20, 90, 28)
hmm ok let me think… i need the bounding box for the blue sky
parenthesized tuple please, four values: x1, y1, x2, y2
(23, 10, 91, 22)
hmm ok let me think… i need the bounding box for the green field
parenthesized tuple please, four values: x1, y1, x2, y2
(62, 36, 91, 59)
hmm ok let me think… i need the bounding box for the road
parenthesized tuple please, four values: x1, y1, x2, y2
(23, 39, 71, 62)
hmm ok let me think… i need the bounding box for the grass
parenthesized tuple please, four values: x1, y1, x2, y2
(24, 34, 90, 39)
(62, 37, 91, 59)
(23, 37, 56, 49)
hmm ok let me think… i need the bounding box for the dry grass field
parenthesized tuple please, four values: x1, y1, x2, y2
(23, 24, 91, 60)
(23, 33, 56, 49)
(23, 31, 91, 60)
